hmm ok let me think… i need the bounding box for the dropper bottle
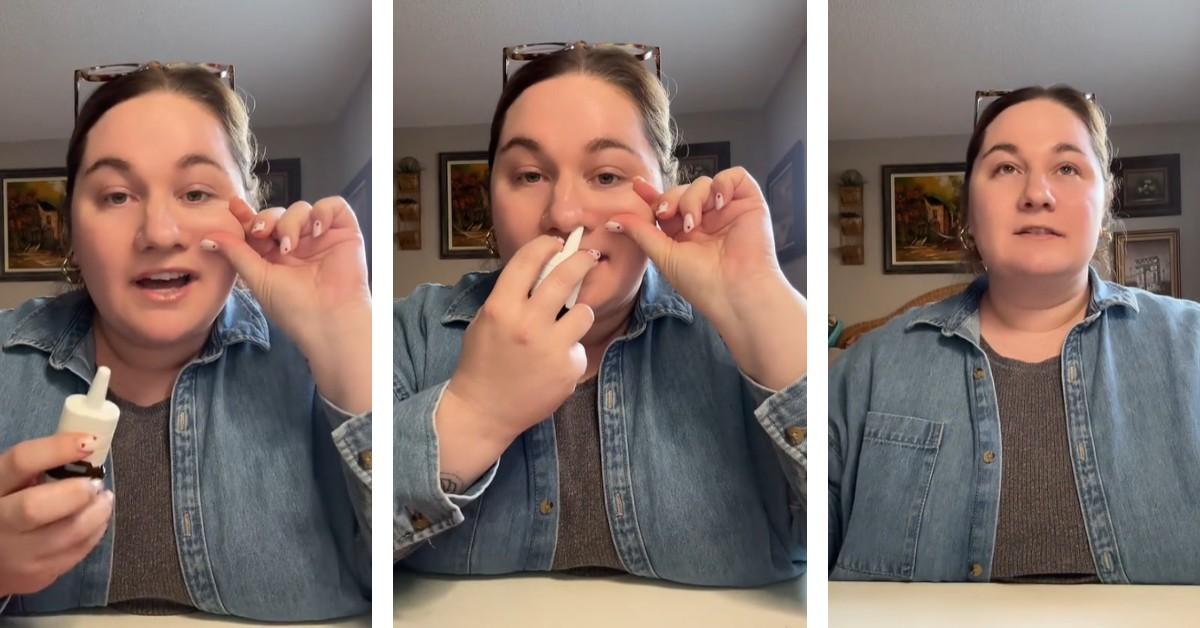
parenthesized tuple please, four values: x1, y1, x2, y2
(45, 366, 120, 480)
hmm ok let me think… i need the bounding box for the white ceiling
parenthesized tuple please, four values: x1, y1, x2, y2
(830, 0, 1200, 140)
(394, 0, 805, 127)
(0, 0, 371, 143)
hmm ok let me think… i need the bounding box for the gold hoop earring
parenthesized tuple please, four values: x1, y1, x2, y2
(61, 251, 83, 285)
(958, 226, 975, 252)
(485, 228, 499, 258)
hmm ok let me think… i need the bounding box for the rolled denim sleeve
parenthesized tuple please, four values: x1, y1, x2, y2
(743, 373, 807, 503)
(394, 379, 498, 561)
(316, 395, 372, 573)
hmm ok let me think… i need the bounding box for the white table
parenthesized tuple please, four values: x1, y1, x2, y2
(830, 581, 1200, 628)
(395, 571, 804, 628)
(4, 610, 368, 627)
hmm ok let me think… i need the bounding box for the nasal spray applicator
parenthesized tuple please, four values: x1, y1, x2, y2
(45, 366, 120, 480)
(533, 225, 586, 310)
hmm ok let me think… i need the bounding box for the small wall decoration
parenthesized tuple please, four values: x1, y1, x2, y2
(837, 169, 864, 265)
(438, 151, 494, 259)
(1114, 228, 1181, 298)
(674, 141, 731, 184)
(254, 158, 302, 208)
(881, 162, 966, 274)
(1112, 154, 1181, 218)
(1, 168, 69, 280)
(395, 157, 421, 250)
(767, 140, 805, 262)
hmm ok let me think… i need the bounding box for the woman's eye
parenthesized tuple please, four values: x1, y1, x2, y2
(1057, 164, 1080, 176)
(516, 172, 544, 185)
(103, 192, 130, 206)
(993, 163, 1018, 176)
(595, 172, 623, 186)
(183, 190, 212, 203)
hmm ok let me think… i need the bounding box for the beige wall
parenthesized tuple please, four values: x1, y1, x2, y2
(393, 109, 789, 297)
(828, 122, 1200, 325)
(763, 44, 806, 294)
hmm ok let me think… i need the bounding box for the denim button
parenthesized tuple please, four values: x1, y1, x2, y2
(358, 450, 372, 471)
(538, 499, 554, 515)
(982, 450, 995, 464)
(973, 368, 985, 381)
(786, 426, 806, 446)
(410, 511, 431, 531)
(969, 563, 983, 578)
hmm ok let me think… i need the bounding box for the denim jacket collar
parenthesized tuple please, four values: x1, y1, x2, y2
(3, 288, 271, 371)
(439, 263, 693, 338)
(907, 266, 1140, 340)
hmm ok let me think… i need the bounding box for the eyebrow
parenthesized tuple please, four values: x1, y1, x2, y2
(82, 153, 224, 178)
(495, 136, 639, 159)
(980, 142, 1087, 160)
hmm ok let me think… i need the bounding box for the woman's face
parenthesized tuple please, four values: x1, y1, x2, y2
(491, 73, 663, 320)
(72, 90, 246, 348)
(968, 98, 1107, 279)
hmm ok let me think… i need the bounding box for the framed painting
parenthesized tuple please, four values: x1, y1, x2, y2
(881, 162, 967, 274)
(1114, 229, 1181, 298)
(253, 158, 302, 208)
(1112, 154, 1181, 218)
(767, 140, 805, 262)
(1, 168, 69, 281)
(438, 151, 494, 259)
(674, 141, 730, 184)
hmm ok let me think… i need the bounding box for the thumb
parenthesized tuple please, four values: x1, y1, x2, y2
(606, 215, 678, 273)
(201, 232, 270, 294)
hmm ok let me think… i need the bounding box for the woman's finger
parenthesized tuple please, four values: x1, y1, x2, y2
(528, 250, 600, 319)
(491, 234, 567, 306)
(312, 196, 360, 234)
(676, 176, 714, 234)
(0, 434, 96, 497)
(273, 201, 315, 256)
(33, 488, 113, 559)
(249, 206, 286, 241)
(0, 478, 102, 533)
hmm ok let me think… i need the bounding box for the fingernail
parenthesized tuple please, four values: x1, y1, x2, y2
(633, 175, 646, 184)
(715, 193, 725, 210)
(200, 239, 218, 251)
(89, 479, 104, 494)
(313, 221, 323, 238)
(656, 202, 669, 217)
(280, 236, 292, 255)
(684, 214, 695, 232)
(252, 220, 265, 233)
(79, 437, 96, 453)
(104, 490, 115, 502)
(587, 248, 601, 261)
(605, 221, 622, 232)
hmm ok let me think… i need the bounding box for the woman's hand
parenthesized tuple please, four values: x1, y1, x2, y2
(201, 197, 371, 413)
(436, 235, 599, 490)
(0, 434, 115, 597)
(605, 167, 807, 389)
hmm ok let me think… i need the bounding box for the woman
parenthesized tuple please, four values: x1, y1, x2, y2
(0, 64, 371, 619)
(830, 86, 1200, 584)
(395, 44, 806, 587)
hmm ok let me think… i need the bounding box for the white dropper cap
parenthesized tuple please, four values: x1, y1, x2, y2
(57, 366, 121, 467)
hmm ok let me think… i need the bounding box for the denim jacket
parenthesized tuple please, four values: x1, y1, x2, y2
(394, 266, 805, 587)
(0, 289, 371, 621)
(830, 268, 1200, 583)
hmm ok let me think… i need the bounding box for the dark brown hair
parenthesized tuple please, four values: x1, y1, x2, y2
(66, 65, 260, 233)
(961, 85, 1116, 272)
(487, 47, 678, 187)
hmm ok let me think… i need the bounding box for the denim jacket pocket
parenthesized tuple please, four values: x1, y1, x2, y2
(834, 412, 944, 580)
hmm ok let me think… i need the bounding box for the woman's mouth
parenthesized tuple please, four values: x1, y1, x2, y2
(132, 270, 197, 302)
(1014, 226, 1064, 239)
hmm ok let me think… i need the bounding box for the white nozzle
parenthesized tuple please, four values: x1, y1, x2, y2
(87, 366, 111, 409)
(563, 225, 584, 255)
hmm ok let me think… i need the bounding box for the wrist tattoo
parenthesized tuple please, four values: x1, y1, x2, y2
(440, 473, 465, 494)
